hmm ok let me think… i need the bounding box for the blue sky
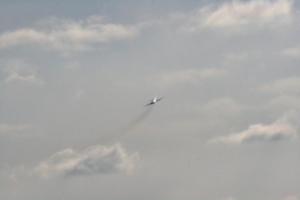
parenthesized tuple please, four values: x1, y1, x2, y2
(1, 1, 300, 200)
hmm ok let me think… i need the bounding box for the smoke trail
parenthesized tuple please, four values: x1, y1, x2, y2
(101, 106, 153, 142)
(118, 106, 153, 133)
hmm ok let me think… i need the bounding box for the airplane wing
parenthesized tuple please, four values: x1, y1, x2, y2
(144, 102, 153, 107)
(156, 97, 163, 101)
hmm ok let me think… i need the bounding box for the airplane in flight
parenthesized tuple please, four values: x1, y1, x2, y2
(145, 97, 163, 106)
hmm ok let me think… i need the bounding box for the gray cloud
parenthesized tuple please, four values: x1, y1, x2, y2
(282, 47, 300, 57)
(152, 68, 226, 88)
(32, 143, 138, 179)
(0, 16, 139, 53)
(200, 97, 245, 118)
(208, 111, 299, 144)
(0, 124, 30, 135)
(1, 1, 300, 199)
(261, 77, 300, 95)
(220, 198, 236, 200)
(0, 123, 42, 137)
(283, 196, 299, 200)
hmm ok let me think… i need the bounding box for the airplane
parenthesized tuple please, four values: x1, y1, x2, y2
(144, 97, 163, 106)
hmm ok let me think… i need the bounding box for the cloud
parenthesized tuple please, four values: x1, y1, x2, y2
(74, 89, 85, 99)
(32, 143, 138, 179)
(261, 77, 300, 95)
(223, 52, 248, 64)
(282, 47, 300, 57)
(0, 16, 139, 53)
(64, 61, 81, 69)
(4, 73, 41, 84)
(155, 68, 225, 88)
(202, 0, 292, 27)
(0, 124, 30, 133)
(199, 97, 246, 120)
(175, 0, 293, 33)
(208, 111, 298, 144)
(0, 123, 41, 137)
(2, 60, 43, 85)
(221, 198, 236, 200)
(283, 196, 298, 200)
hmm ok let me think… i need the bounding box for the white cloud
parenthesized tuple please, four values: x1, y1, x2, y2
(32, 143, 139, 179)
(176, 0, 293, 32)
(0, 16, 139, 53)
(4, 72, 41, 84)
(2, 60, 43, 85)
(208, 111, 298, 144)
(202, 0, 292, 27)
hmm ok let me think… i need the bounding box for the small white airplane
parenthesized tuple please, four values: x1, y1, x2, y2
(144, 97, 163, 106)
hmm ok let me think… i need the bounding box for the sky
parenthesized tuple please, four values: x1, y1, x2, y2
(1, 0, 300, 199)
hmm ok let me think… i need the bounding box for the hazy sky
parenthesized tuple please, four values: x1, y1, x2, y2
(1, 0, 300, 199)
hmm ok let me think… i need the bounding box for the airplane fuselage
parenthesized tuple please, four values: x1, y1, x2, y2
(145, 97, 163, 106)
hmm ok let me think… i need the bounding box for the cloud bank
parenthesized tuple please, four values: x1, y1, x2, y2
(202, 0, 292, 27)
(209, 111, 299, 144)
(0, 16, 139, 53)
(174, 0, 293, 33)
(33, 143, 139, 179)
